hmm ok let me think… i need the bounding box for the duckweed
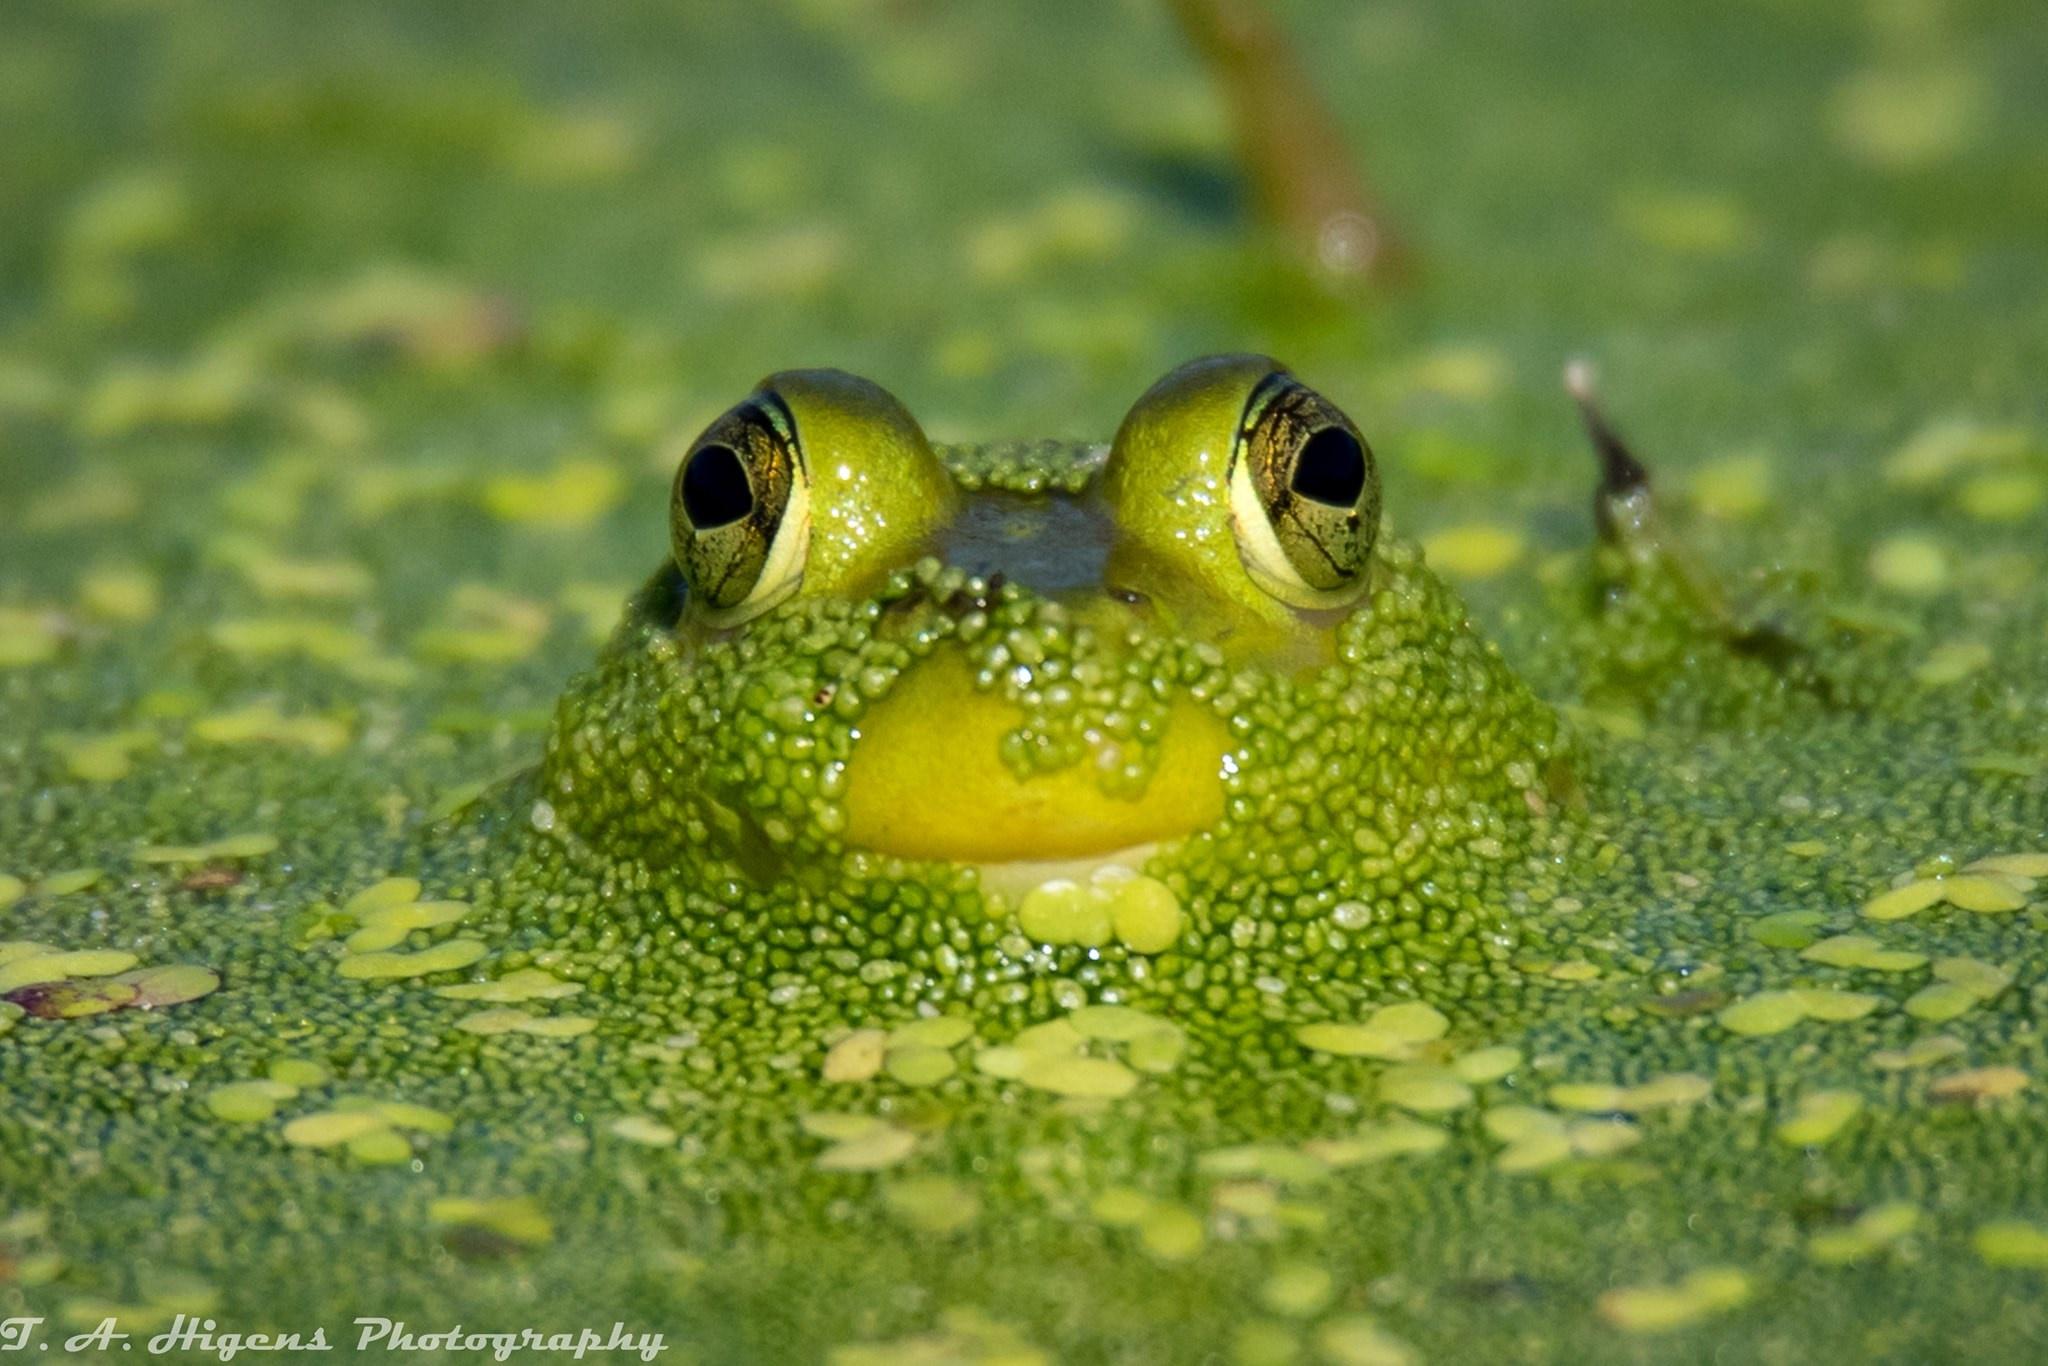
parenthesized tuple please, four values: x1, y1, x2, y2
(1017, 1054, 1137, 1099)
(35, 867, 102, 897)
(883, 1176, 980, 1235)
(1905, 957, 2013, 1021)
(209, 539, 373, 601)
(1258, 1261, 1335, 1318)
(191, 703, 351, 755)
(1388, 345, 1509, 402)
(428, 1196, 554, 1248)
(828, 1308, 1047, 1366)
(1302, 1118, 1447, 1168)
(120, 964, 220, 1008)
(609, 1116, 679, 1147)
(1808, 1202, 1919, 1266)
(0, 608, 64, 668)
(133, 833, 279, 865)
(1800, 935, 1926, 972)
(1870, 1035, 1966, 1071)
(1548, 1074, 1712, 1113)
(1017, 867, 1184, 953)
(1315, 1316, 1417, 1366)
(4, 956, 215, 1019)
(822, 1029, 889, 1083)
(0, 948, 138, 993)
(279, 1110, 392, 1148)
(345, 900, 470, 952)
(1596, 1267, 1752, 1333)
(483, 458, 625, 530)
(1774, 1090, 1864, 1145)
(206, 1081, 300, 1124)
(1927, 1066, 2029, 1105)
(1953, 468, 2046, 522)
(1125, 1027, 1187, 1074)
(1860, 879, 1949, 922)
(1903, 983, 1983, 1022)
(5, 977, 139, 1019)
(1233, 1320, 1298, 1366)
(812, 1122, 919, 1172)
(1295, 1002, 1449, 1061)
(51, 729, 156, 782)
(336, 938, 487, 980)
(1448, 1045, 1522, 1084)
(1485, 1107, 1640, 1172)
(1966, 852, 2048, 877)
(970, 1046, 1028, 1079)
(1687, 452, 1773, 519)
(1198, 1144, 1330, 1186)
(435, 968, 582, 1003)
(1377, 1065, 1473, 1114)
(1717, 988, 1879, 1036)
(1882, 418, 2027, 488)
(1940, 876, 2030, 913)
(346, 1128, 413, 1164)
(269, 1058, 331, 1088)
(1420, 523, 1525, 579)
(1016, 878, 1112, 947)
(1974, 1222, 2048, 1270)
(1109, 875, 1185, 953)
(1866, 534, 1951, 595)
(454, 1008, 596, 1039)
(889, 1015, 975, 1049)
(1912, 641, 1993, 689)
(1137, 1203, 1206, 1261)
(885, 1044, 956, 1087)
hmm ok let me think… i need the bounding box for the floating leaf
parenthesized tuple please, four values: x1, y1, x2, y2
(338, 938, 487, 980)
(118, 964, 220, 1008)
(6, 978, 140, 1019)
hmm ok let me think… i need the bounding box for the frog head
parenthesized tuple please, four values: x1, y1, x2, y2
(538, 357, 1564, 980)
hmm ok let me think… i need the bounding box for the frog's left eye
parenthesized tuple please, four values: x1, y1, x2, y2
(1227, 372, 1380, 607)
(670, 394, 811, 624)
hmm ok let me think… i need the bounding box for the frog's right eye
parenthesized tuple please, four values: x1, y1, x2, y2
(1098, 355, 1384, 661)
(670, 394, 812, 625)
(1225, 370, 1379, 608)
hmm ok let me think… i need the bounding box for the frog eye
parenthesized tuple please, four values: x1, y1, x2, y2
(670, 393, 812, 624)
(1227, 371, 1380, 607)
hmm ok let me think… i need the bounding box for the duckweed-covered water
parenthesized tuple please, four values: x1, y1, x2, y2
(4, 0, 2048, 1361)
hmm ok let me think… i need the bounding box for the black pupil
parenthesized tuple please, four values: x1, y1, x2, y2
(1289, 427, 1367, 507)
(681, 443, 754, 529)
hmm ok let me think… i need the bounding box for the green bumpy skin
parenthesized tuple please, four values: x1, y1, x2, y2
(533, 358, 1573, 998)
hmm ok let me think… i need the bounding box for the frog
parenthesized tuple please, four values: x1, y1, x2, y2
(526, 354, 1587, 1003)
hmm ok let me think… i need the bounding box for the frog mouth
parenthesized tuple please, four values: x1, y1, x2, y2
(838, 650, 1230, 865)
